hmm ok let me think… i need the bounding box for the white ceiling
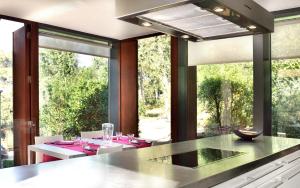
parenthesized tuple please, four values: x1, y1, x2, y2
(0, 0, 155, 40)
(0, 0, 300, 40)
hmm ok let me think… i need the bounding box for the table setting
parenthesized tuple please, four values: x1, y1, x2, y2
(40, 123, 152, 163)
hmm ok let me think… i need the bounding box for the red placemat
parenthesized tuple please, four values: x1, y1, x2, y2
(42, 142, 99, 162)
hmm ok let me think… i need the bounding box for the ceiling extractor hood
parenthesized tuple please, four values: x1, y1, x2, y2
(116, 0, 274, 41)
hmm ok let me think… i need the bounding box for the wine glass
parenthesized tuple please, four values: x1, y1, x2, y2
(116, 132, 122, 141)
(127, 134, 134, 142)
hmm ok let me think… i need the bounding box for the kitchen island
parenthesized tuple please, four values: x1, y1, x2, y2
(1, 134, 300, 188)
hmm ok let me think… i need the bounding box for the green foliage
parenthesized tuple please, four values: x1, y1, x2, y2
(0, 50, 13, 141)
(40, 50, 78, 77)
(272, 58, 300, 135)
(138, 35, 170, 117)
(39, 49, 108, 138)
(230, 81, 253, 126)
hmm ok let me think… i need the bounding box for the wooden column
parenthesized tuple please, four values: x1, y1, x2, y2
(13, 22, 39, 166)
(30, 22, 39, 139)
(171, 37, 197, 142)
(29, 23, 39, 165)
(119, 39, 138, 136)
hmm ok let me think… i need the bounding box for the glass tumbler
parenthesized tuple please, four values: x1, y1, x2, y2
(102, 123, 114, 143)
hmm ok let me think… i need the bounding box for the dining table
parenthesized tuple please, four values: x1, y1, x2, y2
(27, 136, 152, 164)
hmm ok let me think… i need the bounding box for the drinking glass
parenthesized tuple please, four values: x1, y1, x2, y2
(102, 123, 114, 143)
(127, 134, 134, 142)
(116, 132, 122, 141)
(81, 138, 88, 149)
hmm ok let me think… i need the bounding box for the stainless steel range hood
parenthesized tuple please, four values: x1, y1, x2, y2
(116, 0, 274, 41)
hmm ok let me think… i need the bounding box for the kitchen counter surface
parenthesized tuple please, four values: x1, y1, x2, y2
(1, 134, 300, 188)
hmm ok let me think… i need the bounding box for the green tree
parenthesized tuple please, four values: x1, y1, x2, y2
(198, 78, 223, 127)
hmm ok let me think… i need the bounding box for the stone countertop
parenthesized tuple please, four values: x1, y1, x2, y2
(1, 134, 300, 188)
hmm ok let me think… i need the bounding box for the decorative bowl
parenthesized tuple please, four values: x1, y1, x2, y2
(233, 129, 262, 141)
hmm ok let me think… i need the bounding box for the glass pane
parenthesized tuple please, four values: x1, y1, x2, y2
(39, 48, 109, 139)
(138, 35, 171, 140)
(272, 17, 300, 138)
(0, 19, 24, 168)
(197, 63, 253, 137)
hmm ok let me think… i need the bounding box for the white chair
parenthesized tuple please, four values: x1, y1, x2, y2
(34, 135, 63, 164)
(151, 139, 172, 146)
(80, 130, 104, 139)
(96, 144, 123, 155)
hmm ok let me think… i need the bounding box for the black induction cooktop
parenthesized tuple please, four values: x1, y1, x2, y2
(148, 148, 245, 168)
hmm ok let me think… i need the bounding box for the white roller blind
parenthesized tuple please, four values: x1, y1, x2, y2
(188, 35, 253, 66)
(39, 30, 111, 58)
(272, 18, 300, 60)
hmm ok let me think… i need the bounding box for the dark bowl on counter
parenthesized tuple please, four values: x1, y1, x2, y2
(233, 129, 262, 141)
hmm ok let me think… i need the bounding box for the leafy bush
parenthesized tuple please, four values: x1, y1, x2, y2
(285, 125, 300, 138)
(3, 160, 14, 168)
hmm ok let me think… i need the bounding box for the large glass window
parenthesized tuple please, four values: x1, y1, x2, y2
(197, 63, 253, 137)
(138, 35, 171, 140)
(272, 17, 300, 138)
(190, 36, 253, 137)
(39, 32, 109, 139)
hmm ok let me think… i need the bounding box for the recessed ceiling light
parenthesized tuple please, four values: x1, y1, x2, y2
(181, 35, 189, 39)
(141, 22, 152, 27)
(248, 25, 257, 30)
(214, 7, 224, 13)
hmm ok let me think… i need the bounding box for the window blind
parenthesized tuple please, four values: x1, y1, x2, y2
(39, 29, 111, 58)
